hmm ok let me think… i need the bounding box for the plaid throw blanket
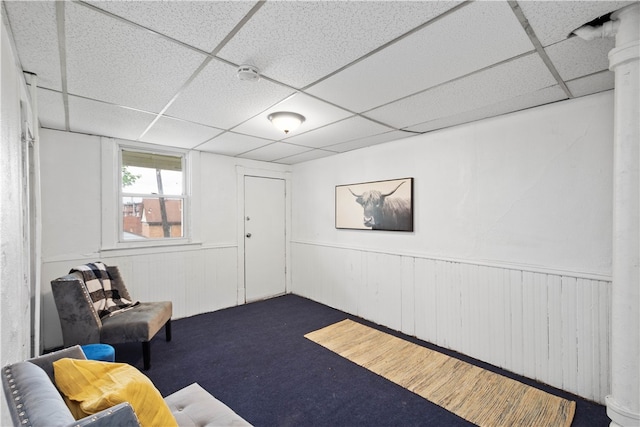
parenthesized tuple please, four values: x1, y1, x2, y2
(69, 262, 137, 318)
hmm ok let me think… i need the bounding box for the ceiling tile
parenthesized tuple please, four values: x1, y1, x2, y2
(234, 93, 352, 140)
(65, 2, 207, 113)
(4, 1, 61, 91)
(285, 116, 392, 149)
(217, 1, 462, 89)
(406, 86, 568, 133)
(166, 59, 294, 130)
(36, 88, 66, 130)
(196, 132, 274, 157)
(5, 0, 623, 166)
(546, 36, 614, 81)
(68, 96, 155, 141)
(85, 1, 255, 53)
(366, 53, 558, 129)
(567, 71, 615, 98)
(139, 116, 223, 149)
(325, 130, 416, 153)
(238, 142, 310, 163)
(277, 149, 336, 165)
(518, 1, 635, 47)
(306, 1, 533, 113)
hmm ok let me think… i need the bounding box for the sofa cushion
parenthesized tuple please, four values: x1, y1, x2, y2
(164, 383, 252, 426)
(3, 361, 75, 427)
(53, 358, 177, 427)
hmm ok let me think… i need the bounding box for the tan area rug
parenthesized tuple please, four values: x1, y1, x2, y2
(305, 319, 575, 427)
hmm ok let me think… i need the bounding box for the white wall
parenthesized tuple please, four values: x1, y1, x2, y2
(1, 16, 34, 425)
(291, 91, 614, 403)
(3, 16, 614, 406)
(38, 128, 290, 349)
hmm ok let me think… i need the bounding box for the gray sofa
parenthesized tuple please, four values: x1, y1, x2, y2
(2, 345, 251, 426)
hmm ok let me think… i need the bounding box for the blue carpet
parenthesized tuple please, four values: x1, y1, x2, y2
(113, 294, 609, 426)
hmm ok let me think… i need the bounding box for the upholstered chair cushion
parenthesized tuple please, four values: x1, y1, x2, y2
(100, 301, 172, 343)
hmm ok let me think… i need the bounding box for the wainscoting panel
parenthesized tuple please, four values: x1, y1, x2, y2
(291, 241, 611, 404)
(362, 252, 403, 332)
(41, 246, 239, 350)
(400, 256, 416, 338)
(102, 247, 239, 319)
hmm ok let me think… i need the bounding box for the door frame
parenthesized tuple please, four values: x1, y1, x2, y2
(236, 166, 292, 305)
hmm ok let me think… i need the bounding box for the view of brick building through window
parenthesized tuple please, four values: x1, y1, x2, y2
(121, 149, 184, 240)
(123, 198, 183, 239)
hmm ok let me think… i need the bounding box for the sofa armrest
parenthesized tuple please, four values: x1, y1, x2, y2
(67, 402, 140, 427)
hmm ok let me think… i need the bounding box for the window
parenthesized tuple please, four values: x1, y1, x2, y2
(120, 149, 186, 242)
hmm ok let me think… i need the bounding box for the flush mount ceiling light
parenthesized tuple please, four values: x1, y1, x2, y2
(267, 111, 306, 134)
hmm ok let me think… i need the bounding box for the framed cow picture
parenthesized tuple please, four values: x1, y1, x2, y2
(335, 178, 414, 232)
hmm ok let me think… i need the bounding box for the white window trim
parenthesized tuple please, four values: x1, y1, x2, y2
(101, 138, 198, 251)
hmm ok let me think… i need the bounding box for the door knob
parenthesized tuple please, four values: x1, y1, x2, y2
(246, 233, 252, 238)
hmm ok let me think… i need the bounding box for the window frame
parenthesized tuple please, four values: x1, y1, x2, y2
(103, 141, 192, 250)
(119, 147, 187, 243)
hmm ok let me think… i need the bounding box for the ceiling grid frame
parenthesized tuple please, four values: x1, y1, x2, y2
(55, 1, 70, 131)
(508, 0, 574, 99)
(3, 0, 633, 164)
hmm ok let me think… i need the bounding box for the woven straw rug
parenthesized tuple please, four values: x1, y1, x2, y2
(305, 319, 575, 427)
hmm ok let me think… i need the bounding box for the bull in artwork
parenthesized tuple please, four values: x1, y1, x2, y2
(348, 180, 412, 231)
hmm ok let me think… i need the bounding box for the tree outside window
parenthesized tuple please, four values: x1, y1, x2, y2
(120, 150, 185, 241)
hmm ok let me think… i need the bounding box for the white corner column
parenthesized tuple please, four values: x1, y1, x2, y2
(607, 4, 640, 427)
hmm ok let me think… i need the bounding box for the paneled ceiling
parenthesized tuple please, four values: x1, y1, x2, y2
(3, 1, 633, 164)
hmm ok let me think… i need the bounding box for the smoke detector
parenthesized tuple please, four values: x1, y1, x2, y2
(237, 64, 260, 82)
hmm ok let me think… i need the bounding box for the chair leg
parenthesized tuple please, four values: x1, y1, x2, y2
(142, 341, 150, 370)
(165, 319, 172, 342)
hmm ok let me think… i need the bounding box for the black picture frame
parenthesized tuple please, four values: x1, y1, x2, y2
(335, 178, 414, 231)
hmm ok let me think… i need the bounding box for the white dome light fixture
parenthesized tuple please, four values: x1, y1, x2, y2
(267, 111, 305, 134)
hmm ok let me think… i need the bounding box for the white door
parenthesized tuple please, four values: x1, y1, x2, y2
(244, 176, 286, 302)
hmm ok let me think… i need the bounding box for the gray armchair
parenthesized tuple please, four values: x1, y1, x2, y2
(51, 264, 172, 370)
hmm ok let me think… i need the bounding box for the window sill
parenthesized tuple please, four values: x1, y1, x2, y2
(100, 240, 203, 257)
